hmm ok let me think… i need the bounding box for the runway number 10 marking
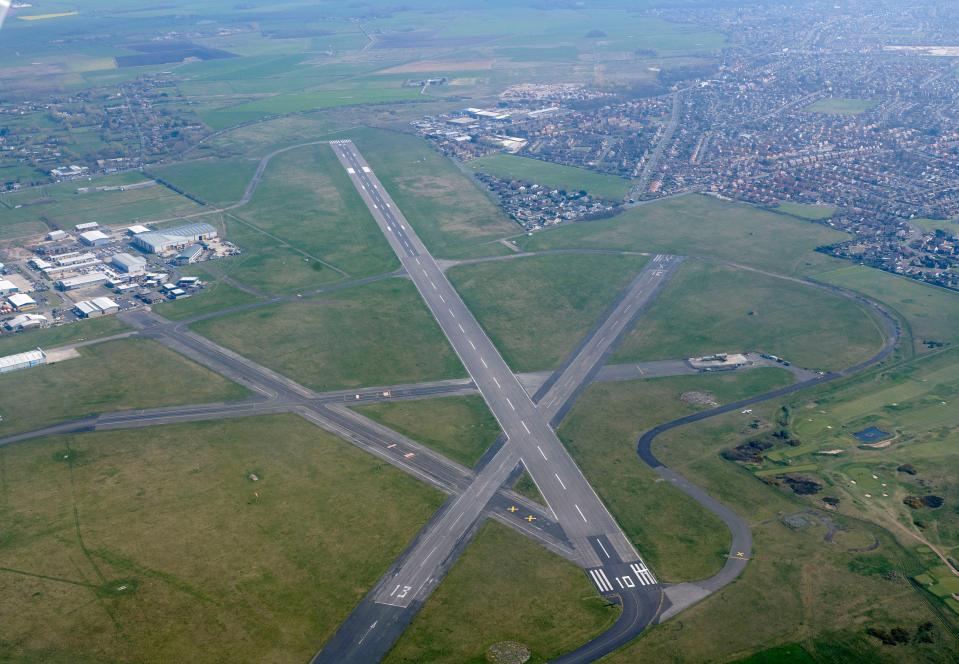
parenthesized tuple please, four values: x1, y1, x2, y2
(615, 575, 635, 589)
(390, 585, 412, 599)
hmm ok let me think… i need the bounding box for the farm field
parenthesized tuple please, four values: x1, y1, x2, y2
(355, 395, 501, 468)
(0, 415, 445, 664)
(803, 98, 878, 115)
(198, 87, 425, 130)
(0, 339, 248, 436)
(191, 279, 465, 392)
(557, 368, 794, 582)
(384, 521, 619, 664)
(349, 128, 518, 258)
(611, 260, 886, 372)
(449, 253, 649, 373)
(466, 153, 632, 201)
(518, 195, 849, 276)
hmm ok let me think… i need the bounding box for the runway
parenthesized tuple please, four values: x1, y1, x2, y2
(323, 139, 666, 662)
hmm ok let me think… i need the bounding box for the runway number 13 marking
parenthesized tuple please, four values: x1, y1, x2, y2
(391, 585, 412, 598)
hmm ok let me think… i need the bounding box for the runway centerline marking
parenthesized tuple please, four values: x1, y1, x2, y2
(597, 539, 611, 559)
(522, 421, 530, 434)
(481, 358, 488, 368)
(575, 504, 588, 522)
(506, 397, 515, 410)
(555, 473, 567, 490)
(448, 307, 455, 318)
(537, 445, 548, 461)
(492, 376, 500, 388)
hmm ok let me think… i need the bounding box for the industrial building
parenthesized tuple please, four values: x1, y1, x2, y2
(133, 222, 217, 255)
(74, 297, 119, 318)
(4, 313, 49, 331)
(175, 244, 203, 265)
(47, 230, 68, 241)
(127, 224, 151, 235)
(79, 230, 111, 247)
(112, 252, 147, 274)
(0, 349, 47, 374)
(0, 279, 18, 296)
(7, 293, 37, 311)
(75, 222, 99, 232)
(56, 273, 108, 291)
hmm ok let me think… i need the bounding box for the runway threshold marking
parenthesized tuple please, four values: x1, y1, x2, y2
(589, 568, 613, 593)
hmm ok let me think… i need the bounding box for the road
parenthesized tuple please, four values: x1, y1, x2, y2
(323, 139, 666, 662)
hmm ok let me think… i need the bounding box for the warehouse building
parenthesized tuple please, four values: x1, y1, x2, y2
(0, 349, 47, 374)
(112, 252, 147, 274)
(4, 313, 49, 331)
(56, 273, 109, 291)
(47, 230, 68, 241)
(175, 244, 203, 265)
(7, 293, 37, 311)
(127, 224, 151, 236)
(133, 222, 217, 255)
(0, 279, 18, 296)
(75, 222, 99, 232)
(79, 230, 111, 247)
(74, 297, 119, 318)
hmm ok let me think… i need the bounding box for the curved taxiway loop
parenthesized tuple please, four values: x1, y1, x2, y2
(548, 278, 902, 661)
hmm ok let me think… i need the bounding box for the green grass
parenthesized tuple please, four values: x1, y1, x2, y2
(467, 153, 631, 201)
(199, 88, 424, 130)
(354, 395, 500, 468)
(518, 194, 849, 276)
(148, 158, 260, 207)
(511, 471, 544, 505)
(558, 369, 794, 582)
(192, 279, 464, 392)
(776, 202, 836, 220)
(604, 405, 958, 663)
(911, 218, 958, 235)
(384, 521, 619, 664)
(803, 98, 878, 115)
(611, 261, 886, 372)
(754, 464, 819, 477)
(732, 643, 815, 664)
(449, 253, 649, 372)
(1, 172, 203, 230)
(0, 414, 444, 663)
(817, 264, 959, 354)
(0, 316, 128, 356)
(0, 338, 248, 436)
(152, 280, 260, 321)
(222, 142, 400, 290)
(349, 128, 518, 258)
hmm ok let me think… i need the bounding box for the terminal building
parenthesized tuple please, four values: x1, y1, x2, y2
(133, 222, 217, 255)
(0, 349, 47, 374)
